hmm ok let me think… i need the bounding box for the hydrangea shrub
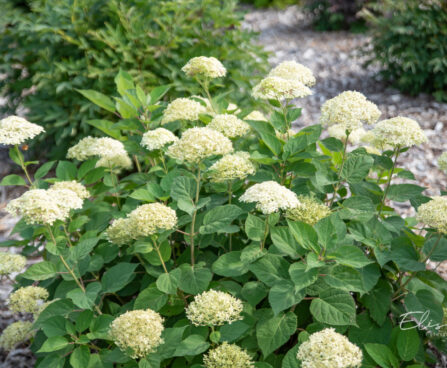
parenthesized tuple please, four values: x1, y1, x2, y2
(1, 57, 447, 367)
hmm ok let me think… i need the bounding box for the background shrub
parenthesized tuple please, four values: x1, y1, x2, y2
(241, 0, 298, 8)
(0, 0, 268, 158)
(1, 58, 446, 367)
(362, 0, 447, 101)
(304, 0, 367, 31)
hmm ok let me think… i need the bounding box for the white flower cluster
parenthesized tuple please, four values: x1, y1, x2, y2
(253, 76, 312, 100)
(286, 196, 331, 225)
(417, 196, 447, 234)
(110, 309, 164, 359)
(141, 128, 178, 151)
(320, 91, 381, 132)
(50, 180, 90, 199)
(208, 114, 251, 138)
(370, 116, 427, 148)
(297, 328, 363, 368)
(6, 187, 84, 225)
(106, 203, 177, 245)
(253, 60, 314, 100)
(186, 289, 243, 327)
(268, 60, 316, 87)
(0, 253, 26, 276)
(439, 152, 447, 172)
(327, 125, 367, 144)
(67, 136, 132, 171)
(208, 152, 256, 183)
(8, 286, 49, 314)
(240, 181, 300, 214)
(0, 321, 34, 351)
(204, 343, 254, 368)
(161, 98, 207, 124)
(182, 56, 227, 79)
(167, 127, 233, 164)
(244, 110, 267, 121)
(0, 116, 44, 145)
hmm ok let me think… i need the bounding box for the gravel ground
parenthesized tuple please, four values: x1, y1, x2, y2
(1, 5, 447, 367)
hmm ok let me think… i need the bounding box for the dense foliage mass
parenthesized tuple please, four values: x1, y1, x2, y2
(0, 0, 267, 158)
(362, 0, 447, 101)
(1, 57, 447, 367)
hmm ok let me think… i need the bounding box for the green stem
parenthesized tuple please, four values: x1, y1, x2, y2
(227, 181, 233, 251)
(190, 166, 201, 267)
(15, 145, 33, 187)
(159, 152, 168, 174)
(328, 132, 350, 207)
(281, 101, 290, 132)
(377, 147, 400, 217)
(198, 78, 216, 113)
(110, 170, 121, 209)
(260, 216, 270, 251)
(153, 239, 168, 273)
(133, 154, 142, 172)
(63, 225, 73, 247)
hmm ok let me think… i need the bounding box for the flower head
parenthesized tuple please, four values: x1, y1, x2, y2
(253, 76, 312, 100)
(208, 152, 256, 182)
(6, 188, 83, 225)
(110, 309, 164, 359)
(128, 203, 177, 238)
(167, 127, 233, 163)
(286, 196, 331, 225)
(327, 124, 367, 144)
(245, 111, 267, 121)
(240, 181, 300, 214)
(182, 56, 227, 79)
(8, 286, 49, 314)
(0, 253, 27, 276)
(50, 181, 90, 200)
(161, 98, 207, 124)
(106, 218, 135, 246)
(204, 343, 254, 368)
(417, 196, 447, 234)
(0, 321, 34, 351)
(208, 114, 250, 138)
(186, 289, 243, 327)
(96, 153, 132, 172)
(142, 128, 178, 151)
(439, 152, 447, 172)
(297, 328, 363, 368)
(320, 91, 381, 132)
(269, 61, 316, 87)
(371, 117, 427, 148)
(0, 116, 44, 145)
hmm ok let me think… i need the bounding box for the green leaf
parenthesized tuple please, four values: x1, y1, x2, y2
(269, 280, 304, 315)
(34, 161, 56, 179)
(330, 245, 373, 268)
(282, 344, 300, 368)
(241, 282, 268, 306)
(396, 327, 420, 361)
(248, 254, 290, 287)
(0, 174, 27, 186)
(178, 264, 212, 294)
(338, 196, 375, 222)
(289, 263, 319, 291)
(364, 343, 399, 368)
(101, 263, 138, 293)
(310, 289, 357, 326)
(87, 314, 114, 339)
(360, 280, 393, 325)
(77, 89, 116, 113)
(86, 119, 121, 140)
(156, 270, 180, 294)
(114, 70, 135, 96)
(423, 236, 447, 261)
(134, 285, 168, 312)
(341, 154, 374, 184)
(387, 184, 425, 202)
(391, 237, 425, 272)
(404, 290, 443, 334)
(200, 204, 243, 234)
(56, 161, 77, 181)
(245, 213, 265, 241)
(70, 346, 90, 368)
(256, 311, 297, 357)
(38, 336, 69, 353)
(150, 85, 171, 103)
(22, 261, 57, 280)
(67, 282, 101, 309)
(287, 220, 320, 253)
(212, 251, 249, 277)
(248, 120, 282, 156)
(270, 226, 304, 259)
(173, 335, 210, 357)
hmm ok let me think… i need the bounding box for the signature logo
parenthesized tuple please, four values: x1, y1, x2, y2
(399, 310, 447, 337)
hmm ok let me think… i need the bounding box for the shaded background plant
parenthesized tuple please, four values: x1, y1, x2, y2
(0, 0, 268, 158)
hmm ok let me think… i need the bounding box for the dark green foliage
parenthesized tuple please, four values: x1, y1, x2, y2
(0, 0, 268, 158)
(363, 0, 447, 101)
(304, 0, 367, 31)
(241, 0, 298, 8)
